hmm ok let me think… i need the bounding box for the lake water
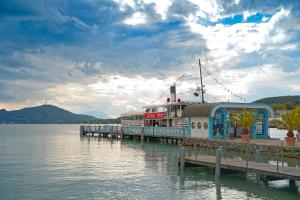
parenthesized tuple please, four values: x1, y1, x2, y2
(0, 125, 299, 200)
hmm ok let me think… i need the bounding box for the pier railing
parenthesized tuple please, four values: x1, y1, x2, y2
(121, 126, 144, 135)
(81, 125, 189, 139)
(144, 126, 188, 138)
(183, 143, 300, 180)
(81, 124, 121, 134)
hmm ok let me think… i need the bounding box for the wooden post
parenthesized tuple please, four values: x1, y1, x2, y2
(255, 150, 261, 163)
(110, 126, 113, 139)
(246, 143, 249, 168)
(88, 125, 90, 141)
(80, 125, 83, 136)
(141, 127, 144, 143)
(289, 180, 296, 187)
(281, 142, 284, 167)
(180, 146, 186, 171)
(194, 144, 197, 160)
(215, 147, 222, 178)
(98, 126, 101, 142)
(120, 126, 123, 141)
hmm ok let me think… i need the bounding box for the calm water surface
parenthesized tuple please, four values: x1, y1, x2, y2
(0, 125, 299, 200)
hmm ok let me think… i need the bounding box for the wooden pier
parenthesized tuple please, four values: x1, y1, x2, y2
(185, 154, 300, 181)
(80, 125, 121, 138)
(180, 146, 300, 183)
(80, 125, 189, 142)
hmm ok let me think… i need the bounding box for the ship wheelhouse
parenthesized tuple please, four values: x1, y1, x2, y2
(143, 101, 191, 127)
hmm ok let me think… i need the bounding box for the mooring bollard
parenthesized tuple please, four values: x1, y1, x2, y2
(215, 147, 222, 178)
(180, 146, 186, 171)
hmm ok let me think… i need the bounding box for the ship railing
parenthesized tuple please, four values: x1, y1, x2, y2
(122, 126, 144, 135)
(82, 124, 121, 133)
(121, 126, 188, 138)
(144, 126, 188, 138)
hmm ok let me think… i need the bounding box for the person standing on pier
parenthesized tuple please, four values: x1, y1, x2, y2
(296, 129, 300, 142)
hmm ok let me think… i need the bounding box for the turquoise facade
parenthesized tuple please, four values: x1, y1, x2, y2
(207, 103, 273, 139)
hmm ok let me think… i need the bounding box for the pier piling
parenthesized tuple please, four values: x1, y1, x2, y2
(215, 147, 222, 178)
(180, 146, 186, 171)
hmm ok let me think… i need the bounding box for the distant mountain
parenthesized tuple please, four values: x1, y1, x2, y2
(83, 110, 109, 119)
(254, 95, 300, 105)
(0, 104, 98, 124)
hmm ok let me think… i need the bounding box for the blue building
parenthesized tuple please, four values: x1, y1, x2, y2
(182, 103, 275, 139)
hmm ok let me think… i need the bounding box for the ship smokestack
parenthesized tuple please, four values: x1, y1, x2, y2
(170, 84, 176, 103)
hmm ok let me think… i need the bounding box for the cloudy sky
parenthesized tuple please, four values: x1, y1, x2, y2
(0, 0, 300, 118)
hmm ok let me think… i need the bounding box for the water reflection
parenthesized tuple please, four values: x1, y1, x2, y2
(0, 125, 299, 200)
(120, 139, 300, 199)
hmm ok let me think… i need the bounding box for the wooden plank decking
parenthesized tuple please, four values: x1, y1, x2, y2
(185, 155, 300, 181)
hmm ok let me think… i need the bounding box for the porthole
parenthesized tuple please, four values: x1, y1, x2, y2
(204, 122, 208, 130)
(197, 122, 202, 129)
(192, 122, 196, 129)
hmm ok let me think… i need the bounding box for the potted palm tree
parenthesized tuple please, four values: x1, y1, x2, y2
(281, 106, 300, 145)
(230, 109, 257, 142)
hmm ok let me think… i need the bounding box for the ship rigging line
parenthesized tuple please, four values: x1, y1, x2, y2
(202, 65, 247, 103)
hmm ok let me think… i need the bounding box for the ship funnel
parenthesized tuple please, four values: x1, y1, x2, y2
(170, 84, 176, 103)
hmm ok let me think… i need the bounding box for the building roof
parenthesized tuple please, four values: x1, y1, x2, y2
(182, 102, 275, 118)
(182, 103, 216, 117)
(143, 101, 192, 109)
(121, 111, 144, 116)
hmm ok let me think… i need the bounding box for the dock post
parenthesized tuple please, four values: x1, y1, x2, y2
(120, 126, 123, 141)
(110, 126, 113, 139)
(141, 127, 144, 143)
(255, 150, 261, 163)
(180, 146, 186, 171)
(88, 125, 90, 141)
(215, 147, 222, 178)
(246, 143, 249, 168)
(281, 142, 284, 167)
(289, 180, 296, 187)
(98, 126, 101, 142)
(80, 125, 83, 136)
(194, 144, 197, 160)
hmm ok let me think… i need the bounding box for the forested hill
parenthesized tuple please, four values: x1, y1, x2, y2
(0, 104, 98, 124)
(253, 96, 300, 105)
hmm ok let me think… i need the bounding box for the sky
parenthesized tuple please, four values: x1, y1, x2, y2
(0, 0, 300, 118)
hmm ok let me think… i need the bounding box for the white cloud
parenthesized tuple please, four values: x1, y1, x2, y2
(185, 8, 291, 66)
(187, 0, 223, 21)
(234, 0, 240, 5)
(123, 12, 147, 25)
(143, 0, 173, 20)
(113, 0, 136, 11)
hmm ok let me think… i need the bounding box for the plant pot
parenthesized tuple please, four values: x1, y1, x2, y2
(285, 137, 296, 145)
(241, 134, 251, 142)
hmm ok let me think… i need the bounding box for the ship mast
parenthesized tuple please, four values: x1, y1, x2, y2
(199, 58, 205, 103)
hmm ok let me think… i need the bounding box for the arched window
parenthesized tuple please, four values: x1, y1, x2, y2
(213, 110, 224, 137)
(255, 111, 265, 135)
